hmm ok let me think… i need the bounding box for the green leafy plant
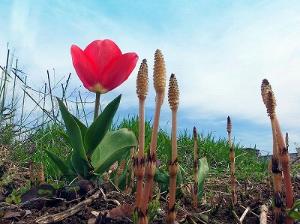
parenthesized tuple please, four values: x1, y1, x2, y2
(132, 210, 138, 224)
(46, 95, 137, 180)
(288, 199, 300, 221)
(5, 189, 22, 204)
(5, 183, 31, 205)
(197, 157, 209, 201)
(148, 194, 161, 223)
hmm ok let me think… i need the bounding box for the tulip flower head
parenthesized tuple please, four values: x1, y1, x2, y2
(71, 39, 138, 93)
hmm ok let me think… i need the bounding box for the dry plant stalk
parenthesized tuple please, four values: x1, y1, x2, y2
(36, 190, 100, 223)
(259, 204, 268, 224)
(261, 80, 283, 222)
(192, 126, 199, 208)
(115, 159, 126, 187)
(261, 79, 294, 223)
(227, 116, 237, 206)
(140, 50, 166, 223)
(285, 132, 289, 150)
(29, 162, 45, 186)
(134, 59, 148, 210)
(125, 147, 135, 194)
(167, 74, 179, 223)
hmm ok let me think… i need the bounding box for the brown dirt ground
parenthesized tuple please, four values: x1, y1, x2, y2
(0, 146, 299, 224)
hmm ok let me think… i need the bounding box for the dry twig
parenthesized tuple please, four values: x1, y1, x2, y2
(35, 190, 100, 224)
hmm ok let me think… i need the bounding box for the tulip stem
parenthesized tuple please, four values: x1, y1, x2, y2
(94, 92, 101, 121)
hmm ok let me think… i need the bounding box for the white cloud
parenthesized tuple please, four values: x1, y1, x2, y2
(1, 1, 300, 153)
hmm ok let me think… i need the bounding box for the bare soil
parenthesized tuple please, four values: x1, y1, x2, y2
(0, 146, 299, 224)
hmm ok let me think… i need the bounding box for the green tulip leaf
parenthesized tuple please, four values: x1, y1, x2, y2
(85, 94, 121, 157)
(57, 98, 86, 160)
(197, 157, 209, 200)
(117, 163, 129, 190)
(57, 98, 91, 177)
(45, 150, 75, 176)
(177, 164, 184, 185)
(91, 128, 137, 175)
(288, 210, 300, 221)
(72, 115, 87, 141)
(66, 155, 77, 174)
(291, 199, 300, 210)
(57, 129, 72, 146)
(288, 199, 300, 221)
(154, 168, 169, 193)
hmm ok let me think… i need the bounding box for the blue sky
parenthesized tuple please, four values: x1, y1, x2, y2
(1, 0, 300, 154)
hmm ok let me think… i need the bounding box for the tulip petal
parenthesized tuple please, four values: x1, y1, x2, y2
(84, 39, 122, 76)
(71, 45, 98, 90)
(101, 53, 138, 91)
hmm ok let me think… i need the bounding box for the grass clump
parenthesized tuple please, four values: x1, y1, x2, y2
(11, 123, 72, 180)
(118, 116, 268, 182)
(2, 116, 267, 184)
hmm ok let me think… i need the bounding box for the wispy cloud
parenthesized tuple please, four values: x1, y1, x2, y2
(1, 0, 300, 153)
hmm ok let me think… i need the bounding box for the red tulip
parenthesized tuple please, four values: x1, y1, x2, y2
(71, 39, 138, 93)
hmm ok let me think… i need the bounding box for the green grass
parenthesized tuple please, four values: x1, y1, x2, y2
(11, 123, 72, 180)
(6, 115, 267, 183)
(117, 116, 268, 181)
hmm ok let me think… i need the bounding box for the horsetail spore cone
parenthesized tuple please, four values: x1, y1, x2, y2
(227, 116, 232, 144)
(168, 74, 179, 111)
(136, 59, 149, 100)
(285, 132, 289, 150)
(261, 78, 271, 106)
(167, 74, 179, 223)
(266, 91, 276, 119)
(153, 49, 166, 96)
(193, 126, 199, 208)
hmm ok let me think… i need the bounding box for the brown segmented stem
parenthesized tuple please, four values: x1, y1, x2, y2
(285, 132, 289, 150)
(227, 116, 237, 206)
(135, 97, 146, 208)
(260, 79, 295, 223)
(274, 117, 294, 218)
(261, 79, 283, 222)
(271, 156, 284, 223)
(167, 160, 177, 224)
(141, 93, 164, 209)
(267, 97, 284, 223)
(170, 110, 178, 161)
(193, 127, 199, 208)
(140, 50, 166, 223)
(263, 80, 293, 212)
(135, 60, 148, 211)
(167, 74, 179, 223)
